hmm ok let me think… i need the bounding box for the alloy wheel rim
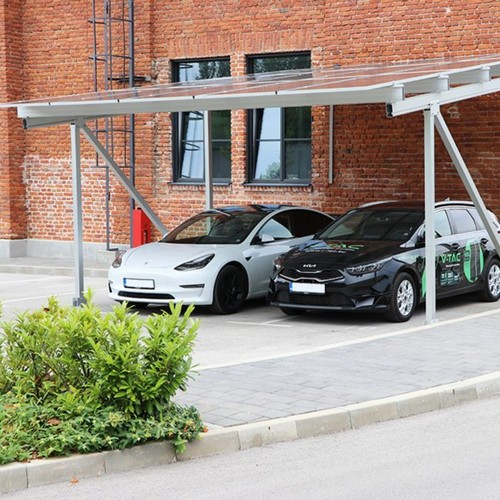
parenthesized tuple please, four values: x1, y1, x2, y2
(489, 263, 500, 297)
(397, 279, 414, 317)
(222, 274, 242, 308)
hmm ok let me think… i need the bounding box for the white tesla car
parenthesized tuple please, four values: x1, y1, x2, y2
(108, 205, 333, 313)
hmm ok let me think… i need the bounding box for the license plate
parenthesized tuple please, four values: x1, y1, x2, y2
(123, 278, 155, 289)
(289, 282, 325, 294)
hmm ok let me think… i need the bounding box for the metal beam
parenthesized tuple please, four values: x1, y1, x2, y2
(424, 105, 438, 324)
(17, 85, 406, 120)
(70, 122, 85, 307)
(448, 67, 490, 85)
(387, 78, 500, 117)
(203, 110, 214, 210)
(403, 75, 449, 94)
(81, 124, 168, 236)
(434, 112, 500, 257)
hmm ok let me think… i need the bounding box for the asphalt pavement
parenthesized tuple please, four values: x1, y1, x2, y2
(1, 256, 500, 494)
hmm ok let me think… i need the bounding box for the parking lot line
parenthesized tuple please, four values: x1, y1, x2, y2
(0, 276, 73, 285)
(199, 306, 500, 371)
(1, 287, 108, 305)
(225, 318, 294, 328)
(1, 292, 77, 304)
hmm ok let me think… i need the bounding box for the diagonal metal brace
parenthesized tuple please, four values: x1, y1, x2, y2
(434, 112, 500, 257)
(81, 124, 167, 236)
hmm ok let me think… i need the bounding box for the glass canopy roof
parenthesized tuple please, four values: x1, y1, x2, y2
(3, 54, 500, 125)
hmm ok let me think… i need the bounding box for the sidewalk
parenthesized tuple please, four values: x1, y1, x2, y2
(1, 258, 500, 494)
(0, 256, 109, 278)
(175, 310, 500, 427)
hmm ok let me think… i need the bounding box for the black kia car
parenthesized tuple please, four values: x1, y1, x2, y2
(268, 200, 500, 322)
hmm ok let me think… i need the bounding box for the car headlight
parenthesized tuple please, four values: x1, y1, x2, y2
(272, 254, 286, 274)
(175, 254, 215, 271)
(111, 250, 126, 269)
(346, 259, 389, 276)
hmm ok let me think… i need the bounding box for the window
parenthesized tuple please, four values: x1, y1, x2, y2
(173, 59, 231, 183)
(247, 53, 311, 184)
(435, 210, 452, 238)
(448, 209, 477, 234)
(256, 209, 331, 241)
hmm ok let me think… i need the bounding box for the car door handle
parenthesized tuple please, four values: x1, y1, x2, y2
(450, 243, 460, 250)
(481, 238, 488, 245)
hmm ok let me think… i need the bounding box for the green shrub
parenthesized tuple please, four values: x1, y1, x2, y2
(0, 292, 204, 465)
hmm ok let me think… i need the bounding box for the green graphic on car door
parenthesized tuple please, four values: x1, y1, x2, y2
(463, 239, 484, 283)
(421, 238, 484, 297)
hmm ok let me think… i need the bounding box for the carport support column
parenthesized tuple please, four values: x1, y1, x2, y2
(203, 110, 213, 210)
(70, 121, 85, 307)
(424, 105, 438, 324)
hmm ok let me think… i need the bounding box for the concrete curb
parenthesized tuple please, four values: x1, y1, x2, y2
(2, 371, 500, 494)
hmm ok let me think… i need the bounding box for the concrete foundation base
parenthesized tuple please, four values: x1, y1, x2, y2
(0, 239, 127, 264)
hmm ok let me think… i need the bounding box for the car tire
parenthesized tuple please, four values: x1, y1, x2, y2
(210, 265, 248, 314)
(280, 306, 305, 316)
(479, 259, 500, 302)
(385, 272, 417, 322)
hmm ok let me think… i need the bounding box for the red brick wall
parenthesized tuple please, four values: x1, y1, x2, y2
(1, 0, 499, 245)
(0, 0, 27, 240)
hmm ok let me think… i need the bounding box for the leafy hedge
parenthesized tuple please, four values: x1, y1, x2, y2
(0, 292, 204, 465)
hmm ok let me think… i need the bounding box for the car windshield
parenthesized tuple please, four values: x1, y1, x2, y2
(318, 208, 424, 242)
(162, 211, 266, 244)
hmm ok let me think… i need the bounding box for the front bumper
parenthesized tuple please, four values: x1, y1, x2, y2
(268, 273, 392, 313)
(108, 266, 216, 306)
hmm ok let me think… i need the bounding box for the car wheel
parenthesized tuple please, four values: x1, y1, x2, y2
(385, 272, 417, 322)
(210, 265, 248, 314)
(280, 306, 305, 316)
(479, 259, 500, 302)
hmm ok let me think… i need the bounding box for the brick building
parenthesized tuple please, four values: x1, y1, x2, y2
(0, 1, 499, 259)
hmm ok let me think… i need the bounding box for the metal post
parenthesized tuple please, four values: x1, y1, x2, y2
(203, 110, 214, 211)
(424, 105, 438, 324)
(434, 111, 500, 256)
(128, 0, 136, 247)
(70, 121, 85, 307)
(328, 105, 334, 184)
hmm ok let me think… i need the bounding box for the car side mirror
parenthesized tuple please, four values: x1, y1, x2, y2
(258, 233, 275, 244)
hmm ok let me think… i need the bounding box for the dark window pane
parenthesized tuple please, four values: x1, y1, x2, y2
(291, 210, 333, 237)
(251, 54, 311, 73)
(212, 141, 231, 178)
(285, 107, 311, 138)
(212, 110, 231, 140)
(284, 141, 311, 181)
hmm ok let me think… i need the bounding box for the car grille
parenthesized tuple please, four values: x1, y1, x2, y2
(280, 267, 343, 283)
(118, 291, 174, 300)
(275, 290, 351, 307)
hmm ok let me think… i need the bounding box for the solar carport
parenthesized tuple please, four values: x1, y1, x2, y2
(3, 54, 500, 323)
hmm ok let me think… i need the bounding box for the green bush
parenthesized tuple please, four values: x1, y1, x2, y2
(0, 292, 204, 465)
